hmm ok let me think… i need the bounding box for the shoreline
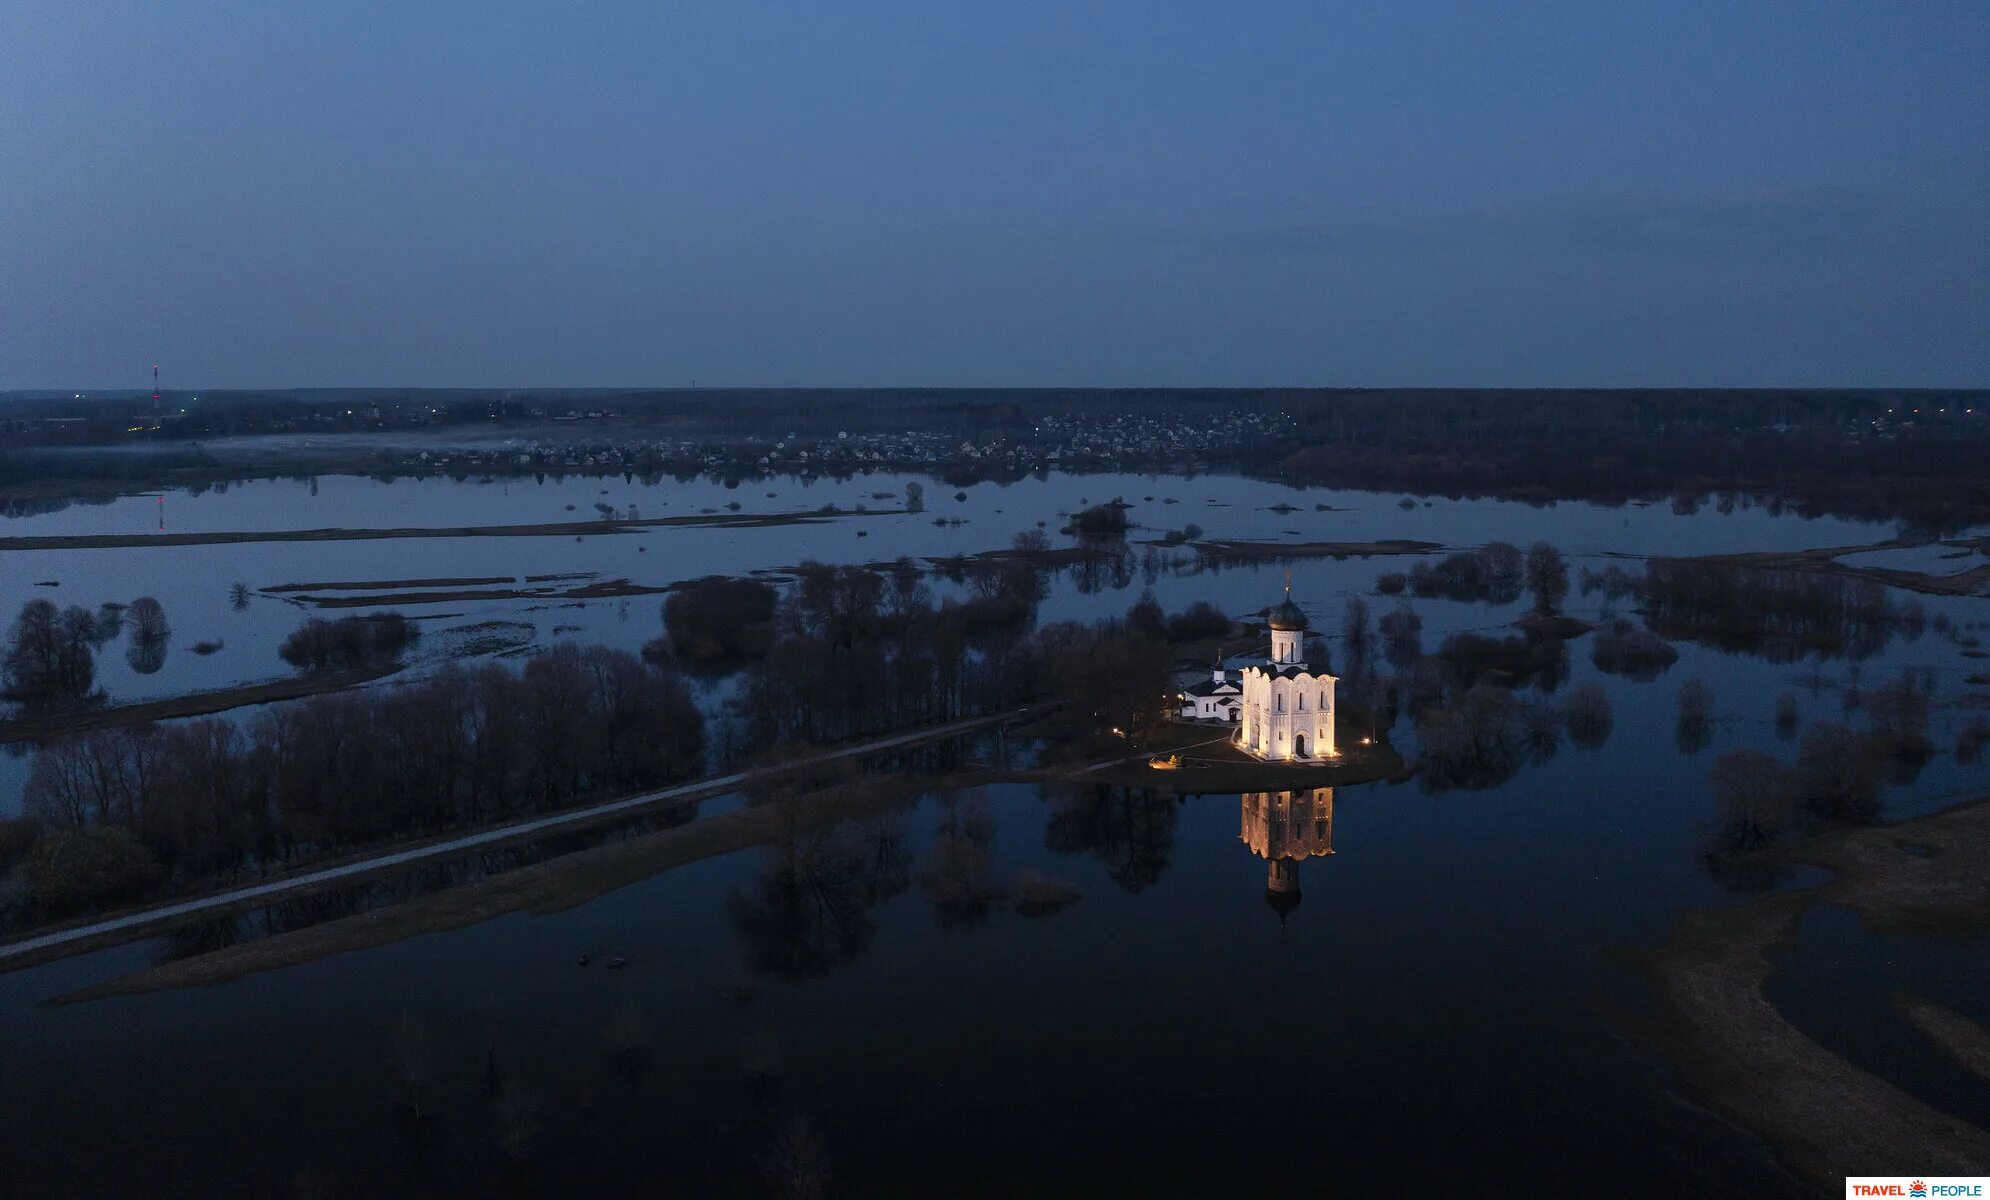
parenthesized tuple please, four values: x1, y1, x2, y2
(0, 664, 404, 744)
(1615, 795, 1990, 1190)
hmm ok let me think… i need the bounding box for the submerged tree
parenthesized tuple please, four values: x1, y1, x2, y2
(1710, 749, 1793, 852)
(1591, 619, 1678, 681)
(1378, 601, 1422, 672)
(1563, 682, 1615, 750)
(1675, 679, 1715, 756)
(1789, 720, 1880, 823)
(2, 599, 103, 713)
(125, 596, 171, 676)
(277, 612, 418, 672)
(728, 827, 878, 980)
(1525, 542, 1570, 614)
(128, 596, 170, 643)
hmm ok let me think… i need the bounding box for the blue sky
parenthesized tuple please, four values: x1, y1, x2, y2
(2, 2, 1985, 388)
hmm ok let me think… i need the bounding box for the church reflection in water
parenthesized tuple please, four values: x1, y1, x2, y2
(1239, 789, 1334, 922)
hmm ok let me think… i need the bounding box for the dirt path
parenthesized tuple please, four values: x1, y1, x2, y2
(0, 705, 1037, 972)
(51, 772, 949, 1004)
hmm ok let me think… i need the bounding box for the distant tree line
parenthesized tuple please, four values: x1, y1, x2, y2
(1278, 389, 1990, 532)
(15, 387, 1985, 527)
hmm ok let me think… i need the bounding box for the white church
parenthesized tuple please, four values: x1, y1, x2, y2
(1177, 582, 1338, 762)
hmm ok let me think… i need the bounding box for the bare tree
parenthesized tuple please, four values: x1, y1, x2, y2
(128, 596, 170, 642)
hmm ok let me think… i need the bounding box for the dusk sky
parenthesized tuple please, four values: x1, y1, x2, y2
(3, 2, 1985, 390)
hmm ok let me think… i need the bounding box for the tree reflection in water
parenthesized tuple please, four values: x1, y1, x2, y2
(917, 790, 1000, 930)
(728, 825, 877, 980)
(1044, 783, 1177, 893)
(126, 633, 168, 676)
(852, 814, 912, 906)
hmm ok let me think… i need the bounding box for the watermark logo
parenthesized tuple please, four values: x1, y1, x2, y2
(1847, 1180, 1986, 1200)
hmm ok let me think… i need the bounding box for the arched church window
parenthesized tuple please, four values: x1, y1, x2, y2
(1298, 694, 1306, 711)
(1275, 694, 1284, 713)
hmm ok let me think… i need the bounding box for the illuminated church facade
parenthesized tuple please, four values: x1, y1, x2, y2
(1236, 583, 1337, 761)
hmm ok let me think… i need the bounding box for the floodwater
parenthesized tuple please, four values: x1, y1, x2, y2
(0, 468, 1986, 1196)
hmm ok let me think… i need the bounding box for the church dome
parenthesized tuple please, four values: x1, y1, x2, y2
(1267, 594, 1308, 631)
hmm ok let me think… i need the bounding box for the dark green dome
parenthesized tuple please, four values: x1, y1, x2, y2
(1267, 594, 1308, 631)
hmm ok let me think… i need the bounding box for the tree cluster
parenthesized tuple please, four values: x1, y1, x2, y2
(16, 644, 703, 916)
(1636, 559, 1916, 662)
(656, 577, 779, 663)
(1406, 542, 1524, 604)
(277, 612, 419, 672)
(2, 599, 104, 713)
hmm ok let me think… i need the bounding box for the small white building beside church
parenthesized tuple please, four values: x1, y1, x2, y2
(1178, 664, 1242, 721)
(1236, 584, 1337, 762)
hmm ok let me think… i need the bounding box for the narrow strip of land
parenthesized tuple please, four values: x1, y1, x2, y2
(0, 665, 403, 744)
(1640, 536, 1990, 597)
(1190, 538, 1443, 561)
(0, 508, 878, 552)
(0, 705, 1035, 970)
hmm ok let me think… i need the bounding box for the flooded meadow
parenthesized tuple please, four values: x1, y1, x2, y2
(2, 467, 1986, 1196)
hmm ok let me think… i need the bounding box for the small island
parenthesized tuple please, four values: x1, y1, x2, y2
(1085, 580, 1402, 791)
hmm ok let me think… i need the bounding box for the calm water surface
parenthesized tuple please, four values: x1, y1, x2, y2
(0, 470, 1983, 1196)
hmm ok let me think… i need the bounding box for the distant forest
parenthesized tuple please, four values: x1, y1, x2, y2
(3, 388, 1986, 528)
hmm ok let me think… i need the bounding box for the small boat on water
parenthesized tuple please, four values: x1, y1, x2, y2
(605, 956, 628, 970)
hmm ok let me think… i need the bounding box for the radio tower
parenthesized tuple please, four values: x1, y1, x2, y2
(152, 364, 161, 419)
